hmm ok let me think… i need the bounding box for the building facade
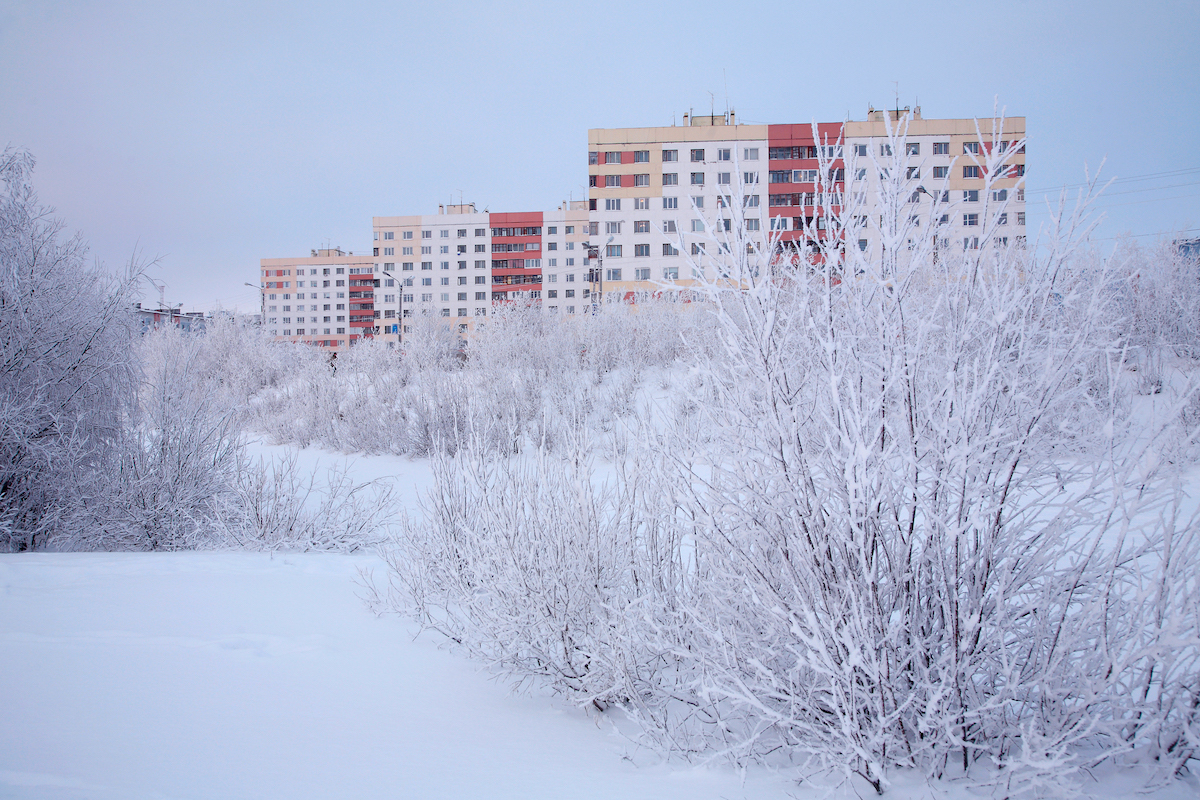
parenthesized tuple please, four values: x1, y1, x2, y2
(370, 201, 590, 345)
(259, 106, 1026, 347)
(587, 106, 1026, 295)
(260, 248, 377, 349)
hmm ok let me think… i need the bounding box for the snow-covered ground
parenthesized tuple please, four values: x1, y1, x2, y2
(0, 550, 808, 800)
(1, 445, 1197, 799)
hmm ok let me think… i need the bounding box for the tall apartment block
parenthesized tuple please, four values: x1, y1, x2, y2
(587, 106, 1025, 296)
(260, 105, 1025, 348)
(261, 248, 377, 348)
(369, 201, 589, 345)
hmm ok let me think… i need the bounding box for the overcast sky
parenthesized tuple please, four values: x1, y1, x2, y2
(2, 0, 1197, 312)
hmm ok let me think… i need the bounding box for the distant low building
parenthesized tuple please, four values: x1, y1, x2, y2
(1178, 238, 1200, 262)
(134, 304, 208, 334)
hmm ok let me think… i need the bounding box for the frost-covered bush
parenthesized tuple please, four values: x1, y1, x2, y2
(235, 297, 714, 459)
(380, 114, 1200, 795)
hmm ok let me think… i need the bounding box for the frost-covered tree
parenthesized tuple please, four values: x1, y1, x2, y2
(0, 148, 140, 550)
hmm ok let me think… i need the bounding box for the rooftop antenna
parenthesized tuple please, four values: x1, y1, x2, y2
(708, 90, 715, 124)
(723, 69, 729, 119)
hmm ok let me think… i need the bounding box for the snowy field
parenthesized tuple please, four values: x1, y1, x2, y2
(0, 446, 1197, 800)
(2, 552, 1194, 800)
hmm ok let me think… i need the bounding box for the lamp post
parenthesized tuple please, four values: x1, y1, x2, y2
(381, 269, 401, 348)
(915, 185, 941, 258)
(581, 234, 614, 313)
(243, 282, 263, 325)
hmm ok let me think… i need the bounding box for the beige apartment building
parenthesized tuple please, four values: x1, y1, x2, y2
(260, 248, 377, 349)
(260, 106, 1025, 347)
(587, 106, 1026, 294)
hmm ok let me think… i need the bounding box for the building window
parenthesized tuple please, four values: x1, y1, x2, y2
(717, 148, 731, 161)
(634, 244, 650, 257)
(663, 172, 678, 186)
(964, 141, 980, 155)
(858, 239, 868, 252)
(403, 231, 413, 239)
(905, 142, 920, 156)
(880, 144, 893, 156)
(606, 245, 622, 258)
(963, 190, 979, 202)
(605, 151, 621, 164)
(691, 172, 704, 185)
(933, 142, 949, 155)
(1017, 212, 1026, 226)
(634, 173, 650, 187)
(634, 267, 650, 280)
(997, 213, 1008, 225)
(605, 198, 621, 211)
(633, 150, 650, 162)
(634, 197, 649, 209)
(606, 221, 622, 234)
(744, 147, 758, 160)
(690, 148, 705, 162)
(383, 231, 394, 240)
(662, 243, 678, 256)
(422, 230, 431, 239)
(663, 220, 677, 233)
(717, 172, 731, 185)
(746, 218, 760, 231)
(458, 229, 467, 238)
(662, 149, 677, 162)
(589, 151, 598, 165)
(933, 166, 948, 179)
(906, 167, 920, 179)
(963, 166, 980, 179)
(964, 213, 979, 226)
(663, 196, 678, 209)
(605, 268, 622, 280)
(743, 171, 758, 184)
(690, 243, 704, 256)
(605, 175, 621, 187)
(963, 236, 980, 250)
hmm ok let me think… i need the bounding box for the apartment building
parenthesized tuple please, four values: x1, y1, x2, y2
(371, 201, 590, 343)
(843, 108, 1026, 260)
(260, 248, 376, 349)
(587, 107, 1026, 296)
(260, 105, 1025, 348)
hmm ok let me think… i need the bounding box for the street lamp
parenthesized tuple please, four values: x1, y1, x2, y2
(243, 282, 264, 325)
(581, 234, 614, 313)
(381, 269, 401, 347)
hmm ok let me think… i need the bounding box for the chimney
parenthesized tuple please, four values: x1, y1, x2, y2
(683, 112, 689, 126)
(730, 109, 736, 125)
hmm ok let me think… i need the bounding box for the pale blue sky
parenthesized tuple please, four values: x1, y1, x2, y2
(2, 0, 1197, 311)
